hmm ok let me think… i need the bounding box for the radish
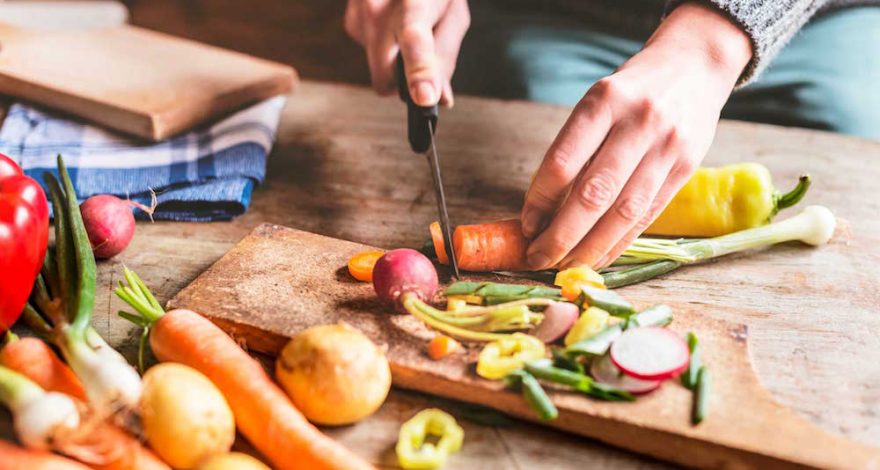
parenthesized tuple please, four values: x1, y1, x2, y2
(531, 301, 579, 343)
(610, 327, 689, 381)
(372, 249, 439, 312)
(590, 353, 661, 394)
(80, 194, 154, 259)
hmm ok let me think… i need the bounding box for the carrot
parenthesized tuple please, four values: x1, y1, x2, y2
(430, 219, 529, 271)
(0, 338, 86, 400)
(149, 309, 375, 470)
(347, 250, 385, 282)
(0, 338, 169, 470)
(427, 335, 461, 360)
(0, 439, 92, 470)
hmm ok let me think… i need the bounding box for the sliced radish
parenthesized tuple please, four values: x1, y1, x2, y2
(532, 301, 579, 343)
(590, 354, 661, 394)
(610, 327, 689, 381)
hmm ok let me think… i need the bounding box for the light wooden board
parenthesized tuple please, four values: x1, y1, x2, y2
(168, 224, 880, 469)
(0, 22, 297, 140)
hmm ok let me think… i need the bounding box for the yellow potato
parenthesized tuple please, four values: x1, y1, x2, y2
(141, 363, 235, 469)
(276, 322, 391, 425)
(197, 452, 270, 470)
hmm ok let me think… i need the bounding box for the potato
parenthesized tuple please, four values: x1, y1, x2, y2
(276, 323, 391, 425)
(197, 452, 270, 470)
(141, 363, 235, 469)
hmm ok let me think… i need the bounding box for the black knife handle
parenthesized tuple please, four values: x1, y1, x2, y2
(396, 56, 438, 153)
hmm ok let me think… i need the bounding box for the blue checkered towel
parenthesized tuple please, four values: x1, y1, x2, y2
(0, 96, 286, 221)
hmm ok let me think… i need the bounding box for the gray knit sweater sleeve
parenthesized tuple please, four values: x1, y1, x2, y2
(665, 0, 830, 84)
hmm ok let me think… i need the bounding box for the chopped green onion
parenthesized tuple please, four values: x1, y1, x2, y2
(693, 366, 710, 424)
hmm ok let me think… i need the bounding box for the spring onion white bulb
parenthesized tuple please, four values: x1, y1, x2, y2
(0, 365, 81, 450)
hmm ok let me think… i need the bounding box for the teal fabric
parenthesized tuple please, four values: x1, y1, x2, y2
(454, 5, 880, 140)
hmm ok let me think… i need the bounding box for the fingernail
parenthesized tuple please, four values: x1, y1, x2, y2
(412, 81, 436, 105)
(527, 251, 551, 270)
(521, 210, 540, 237)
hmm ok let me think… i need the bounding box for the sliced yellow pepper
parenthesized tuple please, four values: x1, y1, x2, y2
(446, 294, 484, 305)
(564, 307, 610, 346)
(647, 163, 811, 237)
(555, 267, 606, 301)
(476, 333, 546, 380)
(396, 408, 464, 470)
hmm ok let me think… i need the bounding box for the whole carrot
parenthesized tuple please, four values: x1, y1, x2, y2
(0, 439, 91, 470)
(431, 219, 529, 271)
(0, 337, 169, 470)
(116, 268, 375, 470)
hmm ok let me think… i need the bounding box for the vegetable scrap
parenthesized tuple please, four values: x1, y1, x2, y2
(427, 335, 462, 360)
(396, 409, 464, 470)
(476, 334, 545, 380)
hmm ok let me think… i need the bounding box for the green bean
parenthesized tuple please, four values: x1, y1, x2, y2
(566, 324, 623, 357)
(626, 304, 673, 329)
(579, 286, 635, 317)
(602, 260, 682, 289)
(693, 366, 710, 424)
(682, 332, 701, 390)
(506, 370, 558, 421)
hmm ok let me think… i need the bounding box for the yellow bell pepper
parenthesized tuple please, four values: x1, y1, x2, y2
(396, 409, 464, 469)
(476, 333, 545, 380)
(647, 163, 811, 237)
(564, 307, 610, 346)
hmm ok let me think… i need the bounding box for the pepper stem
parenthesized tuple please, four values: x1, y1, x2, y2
(775, 174, 811, 213)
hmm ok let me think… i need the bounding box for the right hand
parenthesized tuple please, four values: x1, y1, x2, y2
(344, 0, 470, 107)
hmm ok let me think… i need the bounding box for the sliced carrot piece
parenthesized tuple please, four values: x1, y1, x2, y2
(347, 251, 385, 282)
(427, 335, 462, 360)
(429, 222, 449, 265)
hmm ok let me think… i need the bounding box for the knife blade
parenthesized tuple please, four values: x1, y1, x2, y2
(396, 57, 460, 278)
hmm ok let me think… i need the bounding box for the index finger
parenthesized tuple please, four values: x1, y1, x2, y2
(396, 0, 447, 106)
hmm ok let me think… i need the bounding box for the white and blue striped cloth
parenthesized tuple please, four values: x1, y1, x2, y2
(0, 96, 286, 221)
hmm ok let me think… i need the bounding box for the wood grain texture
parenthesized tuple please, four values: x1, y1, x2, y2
(0, 23, 297, 140)
(4, 81, 877, 469)
(167, 223, 880, 469)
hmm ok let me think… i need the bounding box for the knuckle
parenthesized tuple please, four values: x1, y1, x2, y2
(590, 78, 617, 100)
(543, 145, 578, 182)
(615, 194, 650, 222)
(577, 171, 618, 210)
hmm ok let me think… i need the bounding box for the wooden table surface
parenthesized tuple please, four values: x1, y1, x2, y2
(6, 80, 879, 469)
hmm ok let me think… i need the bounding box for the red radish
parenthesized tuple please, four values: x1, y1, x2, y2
(590, 353, 661, 394)
(610, 327, 689, 381)
(532, 301, 579, 343)
(372, 248, 439, 312)
(80, 194, 154, 259)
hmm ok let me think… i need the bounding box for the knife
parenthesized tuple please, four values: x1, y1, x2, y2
(396, 57, 460, 279)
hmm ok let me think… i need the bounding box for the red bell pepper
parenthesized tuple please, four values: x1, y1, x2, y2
(0, 153, 49, 333)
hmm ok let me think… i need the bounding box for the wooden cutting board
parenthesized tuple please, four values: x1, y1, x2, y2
(168, 224, 880, 470)
(0, 23, 297, 140)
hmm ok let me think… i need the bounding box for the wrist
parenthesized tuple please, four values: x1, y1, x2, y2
(645, 2, 753, 87)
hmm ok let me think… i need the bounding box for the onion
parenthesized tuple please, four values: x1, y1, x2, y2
(372, 249, 439, 312)
(15, 391, 81, 450)
(531, 302, 579, 343)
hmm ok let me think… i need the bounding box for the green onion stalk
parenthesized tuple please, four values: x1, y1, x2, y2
(21, 156, 142, 421)
(604, 205, 837, 288)
(402, 293, 549, 342)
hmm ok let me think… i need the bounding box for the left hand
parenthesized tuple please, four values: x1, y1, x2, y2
(521, 2, 753, 270)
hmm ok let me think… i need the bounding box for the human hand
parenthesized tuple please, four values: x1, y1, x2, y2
(521, 2, 753, 270)
(344, 0, 470, 107)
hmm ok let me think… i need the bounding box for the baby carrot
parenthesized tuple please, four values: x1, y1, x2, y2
(430, 220, 529, 272)
(348, 251, 385, 282)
